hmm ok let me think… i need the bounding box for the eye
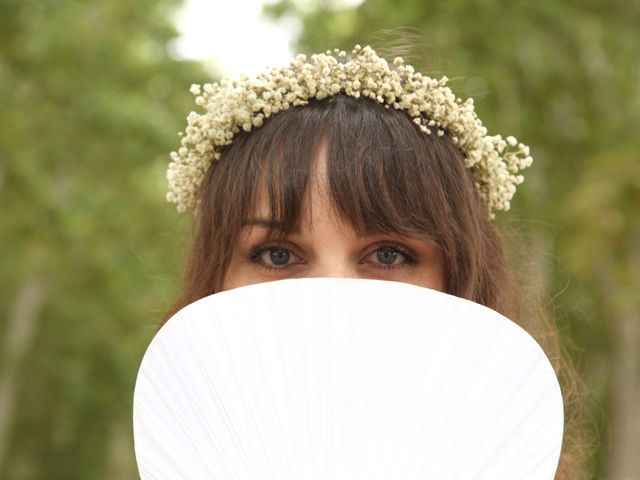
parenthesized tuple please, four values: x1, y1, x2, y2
(363, 243, 417, 270)
(248, 244, 303, 271)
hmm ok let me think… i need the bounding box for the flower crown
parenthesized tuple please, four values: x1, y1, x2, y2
(167, 45, 532, 217)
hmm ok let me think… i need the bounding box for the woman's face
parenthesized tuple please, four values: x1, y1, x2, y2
(220, 143, 446, 292)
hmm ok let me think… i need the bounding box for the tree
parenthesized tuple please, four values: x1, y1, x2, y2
(0, 1, 208, 477)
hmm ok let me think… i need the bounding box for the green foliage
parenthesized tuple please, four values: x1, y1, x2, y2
(0, 0, 209, 478)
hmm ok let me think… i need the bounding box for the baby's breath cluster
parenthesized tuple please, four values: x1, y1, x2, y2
(167, 45, 532, 217)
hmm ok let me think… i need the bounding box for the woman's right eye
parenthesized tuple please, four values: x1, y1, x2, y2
(248, 245, 303, 270)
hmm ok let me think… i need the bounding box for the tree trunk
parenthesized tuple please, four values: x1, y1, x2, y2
(607, 309, 640, 479)
(607, 230, 640, 479)
(0, 272, 47, 469)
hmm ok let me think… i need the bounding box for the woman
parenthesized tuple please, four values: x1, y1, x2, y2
(161, 46, 590, 478)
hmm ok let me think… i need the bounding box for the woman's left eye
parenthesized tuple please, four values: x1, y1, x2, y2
(364, 244, 417, 269)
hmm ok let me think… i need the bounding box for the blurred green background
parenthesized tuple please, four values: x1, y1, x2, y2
(0, 0, 638, 478)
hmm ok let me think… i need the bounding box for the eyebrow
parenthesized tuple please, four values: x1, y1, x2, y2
(241, 218, 301, 234)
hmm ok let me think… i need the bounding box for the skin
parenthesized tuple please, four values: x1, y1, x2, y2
(221, 142, 446, 292)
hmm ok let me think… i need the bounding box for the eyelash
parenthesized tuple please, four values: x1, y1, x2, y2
(247, 242, 417, 274)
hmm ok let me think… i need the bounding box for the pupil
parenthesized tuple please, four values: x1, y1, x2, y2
(269, 248, 290, 266)
(377, 248, 397, 265)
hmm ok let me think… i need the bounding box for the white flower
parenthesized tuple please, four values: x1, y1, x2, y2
(166, 45, 533, 218)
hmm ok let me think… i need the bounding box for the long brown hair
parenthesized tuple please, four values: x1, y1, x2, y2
(161, 94, 592, 478)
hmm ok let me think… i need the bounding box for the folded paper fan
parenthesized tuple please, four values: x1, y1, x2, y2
(133, 278, 563, 479)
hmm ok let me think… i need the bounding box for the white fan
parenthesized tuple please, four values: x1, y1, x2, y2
(133, 277, 564, 479)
